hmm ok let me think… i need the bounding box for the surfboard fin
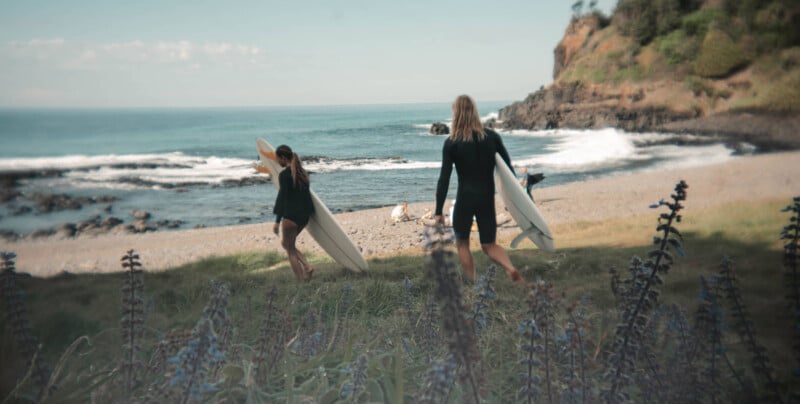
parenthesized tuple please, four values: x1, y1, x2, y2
(510, 227, 552, 249)
(510, 231, 528, 249)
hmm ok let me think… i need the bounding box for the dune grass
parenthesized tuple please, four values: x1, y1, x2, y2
(0, 196, 796, 402)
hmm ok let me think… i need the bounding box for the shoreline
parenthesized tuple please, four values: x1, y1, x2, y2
(0, 137, 772, 241)
(5, 150, 799, 277)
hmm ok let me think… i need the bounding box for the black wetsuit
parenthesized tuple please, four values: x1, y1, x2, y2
(273, 168, 314, 228)
(435, 129, 514, 244)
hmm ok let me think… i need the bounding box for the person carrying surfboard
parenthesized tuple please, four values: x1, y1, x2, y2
(434, 95, 527, 286)
(255, 144, 315, 281)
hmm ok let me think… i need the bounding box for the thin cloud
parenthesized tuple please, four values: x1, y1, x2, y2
(1, 39, 271, 70)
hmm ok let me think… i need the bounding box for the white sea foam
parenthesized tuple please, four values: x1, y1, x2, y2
(0, 128, 738, 190)
(640, 143, 734, 171)
(0, 152, 259, 189)
(0, 152, 202, 171)
(509, 128, 735, 174)
(65, 156, 256, 186)
(305, 157, 440, 173)
(481, 112, 500, 122)
(512, 128, 643, 170)
(0, 152, 445, 190)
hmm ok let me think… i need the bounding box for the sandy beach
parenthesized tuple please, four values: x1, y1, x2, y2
(5, 151, 799, 277)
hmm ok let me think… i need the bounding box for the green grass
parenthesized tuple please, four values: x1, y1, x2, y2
(1, 198, 798, 402)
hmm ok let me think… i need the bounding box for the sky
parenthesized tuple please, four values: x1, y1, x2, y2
(0, 0, 616, 108)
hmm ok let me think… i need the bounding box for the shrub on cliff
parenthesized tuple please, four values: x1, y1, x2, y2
(657, 29, 700, 65)
(758, 69, 800, 112)
(693, 30, 748, 78)
(614, 0, 701, 45)
(681, 7, 728, 37)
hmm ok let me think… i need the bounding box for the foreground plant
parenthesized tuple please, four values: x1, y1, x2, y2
(120, 249, 145, 399)
(781, 196, 800, 384)
(717, 257, 782, 403)
(606, 180, 688, 402)
(424, 224, 483, 403)
(0, 252, 51, 399)
(518, 281, 558, 404)
(470, 265, 497, 336)
(254, 286, 289, 385)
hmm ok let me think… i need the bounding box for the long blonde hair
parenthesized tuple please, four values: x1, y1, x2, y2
(276, 145, 310, 189)
(450, 94, 485, 142)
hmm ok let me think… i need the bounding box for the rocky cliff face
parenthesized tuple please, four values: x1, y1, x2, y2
(499, 81, 695, 131)
(497, 7, 800, 148)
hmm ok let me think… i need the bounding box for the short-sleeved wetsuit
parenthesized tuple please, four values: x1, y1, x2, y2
(435, 129, 514, 244)
(273, 168, 314, 228)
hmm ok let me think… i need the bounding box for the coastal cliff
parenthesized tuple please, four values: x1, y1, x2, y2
(498, 1, 800, 150)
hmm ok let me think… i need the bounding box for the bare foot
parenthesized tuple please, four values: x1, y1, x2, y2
(509, 270, 526, 286)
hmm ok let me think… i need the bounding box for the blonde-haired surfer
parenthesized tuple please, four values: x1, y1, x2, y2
(434, 95, 526, 285)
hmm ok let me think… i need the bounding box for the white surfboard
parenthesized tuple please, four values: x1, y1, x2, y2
(494, 153, 555, 253)
(256, 138, 368, 272)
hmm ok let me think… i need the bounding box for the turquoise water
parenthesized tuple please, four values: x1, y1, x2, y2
(0, 102, 737, 235)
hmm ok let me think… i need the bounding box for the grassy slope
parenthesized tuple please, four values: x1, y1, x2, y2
(0, 198, 796, 401)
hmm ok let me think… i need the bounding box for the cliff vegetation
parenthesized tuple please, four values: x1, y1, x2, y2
(499, 0, 800, 150)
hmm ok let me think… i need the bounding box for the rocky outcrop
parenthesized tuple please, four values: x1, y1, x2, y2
(430, 122, 449, 135)
(497, 9, 800, 149)
(553, 15, 604, 80)
(498, 81, 695, 131)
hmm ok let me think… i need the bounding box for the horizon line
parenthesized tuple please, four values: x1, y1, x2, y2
(0, 99, 516, 111)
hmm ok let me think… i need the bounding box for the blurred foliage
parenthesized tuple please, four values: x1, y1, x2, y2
(614, 0, 702, 45)
(693, 30, 749, 78)
(754, 68, 800, 111)
(657, 29, 699, 65)
(613, 0, 798, 51)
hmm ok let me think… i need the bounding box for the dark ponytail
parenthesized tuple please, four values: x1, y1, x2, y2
(276, 145, 310, 188)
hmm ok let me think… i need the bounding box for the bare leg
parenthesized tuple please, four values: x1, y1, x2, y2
(456, 239, 476, 281)
(481, 243, 526, 285)
(281, 219, 307, 281)
(296, 249, 313, 280)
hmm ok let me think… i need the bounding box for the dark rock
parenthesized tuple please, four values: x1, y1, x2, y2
(0, 169, 64, 190)
(0, 230, 19, 242)
(193, 224, 207, 229)
(101, 217, 124, 228)
(28, 193, 117, 213)
(131, 210, 151, 220)
(132, 219, 155, 233)
(154, 219, 184, 229)
(0, 189, 19, 203)
(221, 176, 272, 187)
(111, 224, 134, 235)
(498, 81, 695, 132)
(77, 216, 102, 232)
(54, 223, 77, 239)
(13, 206, 32, 216)
(32, 193, 83, 212)
(430, 122, 450, 135)
(29, 228, 55, 239)
(656, 111, 800, 151)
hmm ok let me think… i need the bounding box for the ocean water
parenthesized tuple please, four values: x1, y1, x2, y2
(0, 102, 740, 235)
